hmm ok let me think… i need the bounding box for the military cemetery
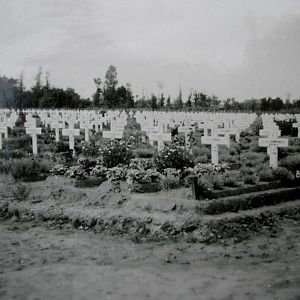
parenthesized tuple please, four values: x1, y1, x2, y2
(1, 1, 300, 299)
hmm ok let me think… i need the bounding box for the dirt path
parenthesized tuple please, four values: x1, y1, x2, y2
(0, 220, 299, 300)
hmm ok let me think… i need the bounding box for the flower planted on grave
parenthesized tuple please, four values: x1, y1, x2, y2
(155, 144, 194, 173)
(77, 157, 97, 174)
(126, 169, 163, 193)
(129, 158, 155, 170)
(106, 166, 127, 182)
(184, 163, 228, 198)
(50, 164, 68, 176)
(65, 165, 87, 180)
(99, 140, 133, 168)
(90, 165, 108, 178)
(161, 168, 182, 190)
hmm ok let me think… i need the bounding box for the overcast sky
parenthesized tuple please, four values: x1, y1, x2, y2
(0, 0, 300, 101)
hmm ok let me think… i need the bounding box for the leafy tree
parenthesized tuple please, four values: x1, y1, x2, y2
(158, 93, 165, 109)
(105, 65, 118, 89)
(92, 77, 104, 107)
(150, 94, 158, 110)
(185, 92, 192, 109)
(174, 88, 183, 110)
(166, 96, 171, 109)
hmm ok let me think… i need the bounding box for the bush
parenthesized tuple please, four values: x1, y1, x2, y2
(106, 166, 128, 181)
(10, 159, 43, 180)
(90, 165, 108, 177)
(223, 171, 241, 187)
(99, 140, 133, 168)
(273, 167, 295, 182)
(249, 116, 263, 135)
(50, 164, 68, 176)
(243, 174, 259, 185)
(258, 167, 274, 182)
(241, 151, 266, 167)
(52, 141, 70, 153)
(127, 169, 162, 184)
(211, 174, 224, 190)
(12, 183, 30, 201)
(155, 144, 194, 172)
(197, 175, 213, 190)
(0, 159, 11, 174)
(129, 158, 155, 170)
(65, 165, 87, 180)
(161, 175, 181, 190)
(280, 154, 300, 171)
(0, 149, 26, 159)
(3, 136, 32, 152)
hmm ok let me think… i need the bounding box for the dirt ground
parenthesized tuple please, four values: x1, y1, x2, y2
(0, 219, 299, 300)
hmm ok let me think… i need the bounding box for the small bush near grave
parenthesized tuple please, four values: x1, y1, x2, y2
(11, 183, 31, 201)
(10, 158, 51, 180)
(50, 164, 68, 176)
(127, 169, 162, 184)
(223, 170, 241, 187)
(90, 165, 108, 178)
(211, 174, 224, 190)
(52, 141, 70, 153)
(273, 167, 295, 182)
(197, 175, 213, 190)
(155, 144, 194, 172)
(249, 116, 263, 135)
(129, 158, 155, 170)
(243, 174, 260, 185)
(99, 140, 133, 168)
(0, 159, 11, 174)
(241, 151, 266, 167)
(3, 136, 32, 152)
(0, 149, 26, 159)
(280, 154, 300, 171)
(65, 165, 88, 180)
(106, 166, 127, 181)
(161, 168, 181, 190)
(257, 166, 275, 182)
(80, 142, 99, 157)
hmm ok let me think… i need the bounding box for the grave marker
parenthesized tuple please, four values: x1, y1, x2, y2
(201, 135, 228, 165)
(258, 137, 288, 168)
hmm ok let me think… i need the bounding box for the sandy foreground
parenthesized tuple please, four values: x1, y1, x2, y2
(0, 218, 299, 300)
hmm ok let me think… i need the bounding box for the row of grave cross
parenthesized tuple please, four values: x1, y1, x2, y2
(0, 109, 299, 168)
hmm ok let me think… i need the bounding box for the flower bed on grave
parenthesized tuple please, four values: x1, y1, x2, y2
(189, 161, 300, 201)
(127, 169, 163, 193)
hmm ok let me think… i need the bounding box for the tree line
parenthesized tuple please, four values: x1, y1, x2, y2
(1, 65, 300, 113)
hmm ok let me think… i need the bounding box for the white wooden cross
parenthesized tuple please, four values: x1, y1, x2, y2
(80, 121, 93, 142)
(178, 125, 194, 147)
(62, 122, 80, 156)
(201, 126, 229, 165)
(259, 134, 288, 169)
(51, 121, 64, 142)
(25, 119, 42, 155)
(148, 132, 171, 151)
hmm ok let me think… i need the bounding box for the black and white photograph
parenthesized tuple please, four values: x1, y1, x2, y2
(0, 0, 300, 299)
